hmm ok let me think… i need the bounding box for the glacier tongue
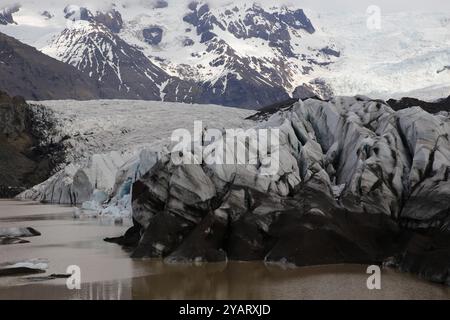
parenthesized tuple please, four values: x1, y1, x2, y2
(19, 96, 449, 223)
(17, 99, 254, 217)
(17, 149, 161, 218)
(111, 96, 450, 264)
(290, 97, 450, 220)
(17, 151, 127, 206)
(15, 96, 450, 284)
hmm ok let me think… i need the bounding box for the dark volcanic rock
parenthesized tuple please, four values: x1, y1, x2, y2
(0, 4, 20, 25)
(0, 92, 27, 138)
(48, 22, 204, 103)
(0, 32, 101, 100)
(292, 79, 333, 101)
(188, 2, 198, 11)
(200, 31, 216, 43)
(41, 11, 54, 20)
(93, 9, 123, 33)
(183, 3, 225, 39)
(319, 46, 341, 57)
(104, 219, 142, 247)
(143, 26, 163, 45)
(131, 211, 195, 258)
(153, 0, 168, 9)
(0, 227, 41, 237)
(292, 85, 317, 100)
(0, 266, 45, 277)
(0, 92, 65, 197)
(225, 5, 316, 58)
(278, 8, 315, 33)
(199, 71, 290, 109)
(64, 6, 123, 33)
(245, 98, 299, 121)
(387, 96, 450, 113)
(182, 37, 195, 46)
(63, 5, 93, 21)
(0, 260, 47, 277)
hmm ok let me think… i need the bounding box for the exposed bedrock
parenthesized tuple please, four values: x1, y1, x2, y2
(112, 96, 450, 285)
(387, 96, 450, 114)
(0, 92, 65, 197)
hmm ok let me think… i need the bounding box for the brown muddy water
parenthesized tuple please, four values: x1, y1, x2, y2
(0, 199, 449, 300)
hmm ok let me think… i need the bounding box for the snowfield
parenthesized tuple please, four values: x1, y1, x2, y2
(314, 11, 450, 99)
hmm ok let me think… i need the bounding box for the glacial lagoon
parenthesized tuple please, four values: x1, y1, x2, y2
(0, 200, 449, 300)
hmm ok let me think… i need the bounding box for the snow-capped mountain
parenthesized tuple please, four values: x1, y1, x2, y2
(119, 1, 338, 106)
(43, 19, 201, 102)
(0, 1, 339, 107)
(0, 1, 450, 106)
(16, 95, 450, 285)
(44, 2, 338, 107)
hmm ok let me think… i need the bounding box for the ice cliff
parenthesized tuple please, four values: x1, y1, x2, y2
(17, 96, 450, 284)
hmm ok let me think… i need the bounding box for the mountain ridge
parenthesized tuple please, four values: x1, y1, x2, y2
(1, 1, 449, 105)
(22, 2, 337, 107)
(0, 31, 102, 100)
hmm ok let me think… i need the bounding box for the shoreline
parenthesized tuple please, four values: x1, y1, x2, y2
(1, 200, 449, 299)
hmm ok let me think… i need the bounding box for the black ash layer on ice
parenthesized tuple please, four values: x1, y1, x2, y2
(16, 99, 254, 213)
(99, 96, 450, 285)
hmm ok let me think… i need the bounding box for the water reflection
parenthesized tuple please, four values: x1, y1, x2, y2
(1, 200, 449, 300)
(2, 261, 449, 300)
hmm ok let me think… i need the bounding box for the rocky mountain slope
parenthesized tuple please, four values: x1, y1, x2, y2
(0, 1, 339, 107)
(0, 91, 65, 197)
(44, 19, 205, 102)
(0, 32, 102, 100)
(41, 2, 337, 107)
(387, 96, 450, 114)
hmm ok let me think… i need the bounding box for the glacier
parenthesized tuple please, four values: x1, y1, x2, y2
(14, 96, 450, 284)
(17, 99, 254, 217)
(122, 96, 449, 238)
